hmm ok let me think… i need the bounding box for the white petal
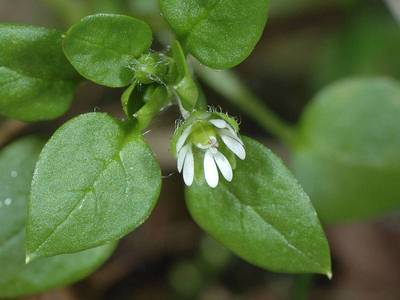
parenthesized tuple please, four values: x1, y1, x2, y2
(221, 135, 246, 160)
(183, 147, 194, 186)
(210, 117, 237, 133)
(213, 151, 233, 182)
(176, 125, 192, 153)
(177, 145, 189, 173)
(209, 119, 229, 129)
(219, 128, 244, 145)
(204, 150, 219, 188)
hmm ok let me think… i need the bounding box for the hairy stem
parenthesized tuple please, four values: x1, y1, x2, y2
(194, 63, 297, 146)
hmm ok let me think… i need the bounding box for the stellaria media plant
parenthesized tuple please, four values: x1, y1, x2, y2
(1, 0, 400, 298)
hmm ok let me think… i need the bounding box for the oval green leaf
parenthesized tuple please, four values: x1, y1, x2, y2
(0, 136, 115, 299)
(186, 136, 331, 276)
(292, 78, 400, 223)
(160, 0, 269, 69)
(0, 24, 79, 122)
(27, 113, 161, 260)
(63, 14, 153, 87)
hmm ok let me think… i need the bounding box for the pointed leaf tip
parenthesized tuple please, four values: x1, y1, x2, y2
(186, 136, 331, 274)
(25, 255, 32, 265)
(326, 270, 333, 280)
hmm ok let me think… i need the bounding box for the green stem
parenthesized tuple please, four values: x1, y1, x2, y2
(291, 274, 313, 300)
(193, 62, 297, 146)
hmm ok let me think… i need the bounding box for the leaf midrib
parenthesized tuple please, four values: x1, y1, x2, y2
(220, 184, 324, 271)
(180, 0, 222, 40)
(69, 35, 136, 59)
(29, 136, 134, 257)
(30, 161, 116, 256)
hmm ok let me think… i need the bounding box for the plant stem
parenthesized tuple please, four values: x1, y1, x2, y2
(193, 62, 297, 146)
(291, 274, 313, 300)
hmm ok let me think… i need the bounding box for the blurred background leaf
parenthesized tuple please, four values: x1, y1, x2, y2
(292, 77, 400, 223)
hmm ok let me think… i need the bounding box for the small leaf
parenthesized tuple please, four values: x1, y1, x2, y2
(63, 14, 153, 87)
(121, 80, 144, 118)
(0, 24, 79, 121)
(27, 113, 161, 259)
(292, 77, 400, 223)
(160, 0, 269, 68)
(186, 137, 331, 276)
(171, 40, 198, 111)
(0, 136, 115, 299)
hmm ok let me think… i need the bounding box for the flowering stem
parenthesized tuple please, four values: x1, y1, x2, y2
(193, 63, 297, 146)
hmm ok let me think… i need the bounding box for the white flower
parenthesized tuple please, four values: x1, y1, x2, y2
(176, 118, 246, 188)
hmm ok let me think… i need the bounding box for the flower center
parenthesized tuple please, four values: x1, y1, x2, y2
(189, 121, 218, 150)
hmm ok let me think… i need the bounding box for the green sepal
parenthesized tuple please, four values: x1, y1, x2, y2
(132, 52, 176, 85)
(170, 110, 240, 157)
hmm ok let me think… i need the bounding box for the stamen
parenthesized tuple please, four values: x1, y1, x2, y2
(209, 136, 219, 148)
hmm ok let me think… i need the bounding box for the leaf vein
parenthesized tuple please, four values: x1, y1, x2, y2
(221, 185, 322, 268)
(69, 35, 133, 58)
(30, 157, 118, 255)
(181, 0, 221, 40)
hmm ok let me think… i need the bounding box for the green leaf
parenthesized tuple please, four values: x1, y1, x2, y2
(0, 24, 79, 122)
(292, 78, 400, 223)
(27, 113, 161, 259)
(63, 14, 153, 87)
(186, 136, 331, 276)
(160, 0, 269, 69)
(0, 136, 115, 299)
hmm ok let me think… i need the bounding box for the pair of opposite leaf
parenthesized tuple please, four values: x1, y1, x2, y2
(0, 1, 331, 277)
(25, 11, 331, 277)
